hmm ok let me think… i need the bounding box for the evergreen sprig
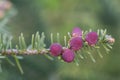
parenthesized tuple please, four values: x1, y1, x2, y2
(0, 27, 115, 74)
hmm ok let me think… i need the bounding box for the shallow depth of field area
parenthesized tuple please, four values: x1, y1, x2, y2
(0, 0, 120, 80)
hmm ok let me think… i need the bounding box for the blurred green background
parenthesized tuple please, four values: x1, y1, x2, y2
(0, 0, 120, 80)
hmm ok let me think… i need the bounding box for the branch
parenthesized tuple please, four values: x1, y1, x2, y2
(1, 49, 49, 55)
(0, 27, 115, 74)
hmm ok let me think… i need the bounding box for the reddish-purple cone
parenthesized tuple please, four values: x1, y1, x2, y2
(85, 32, 98, 46)
(72, 27, 82, 37)
(50, 43, 62, 56)
(69, 37, 83, 51)
(62, 49, 75, 63)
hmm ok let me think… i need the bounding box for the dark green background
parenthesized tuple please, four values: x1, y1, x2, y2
(0, 0, 120, 80)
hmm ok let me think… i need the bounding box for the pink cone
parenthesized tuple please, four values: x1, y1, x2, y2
(69, 37, 83, 51)
(62, 49, 75, 63)
(85, 32, 98, 46)
(50, 43, 62, 56)
(72, 27, 82, 37)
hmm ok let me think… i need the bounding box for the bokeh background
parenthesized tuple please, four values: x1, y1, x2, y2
(0, 0, 120, 80)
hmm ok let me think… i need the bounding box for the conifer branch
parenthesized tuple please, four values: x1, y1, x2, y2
(0, 27, 115, 74)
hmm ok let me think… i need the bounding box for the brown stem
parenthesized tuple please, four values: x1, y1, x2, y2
(0, 49, 50, 55)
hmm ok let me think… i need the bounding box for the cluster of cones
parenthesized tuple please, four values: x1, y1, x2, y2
(49, 27, 99, 63)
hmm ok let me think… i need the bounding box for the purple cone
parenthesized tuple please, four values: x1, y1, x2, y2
(69, 37, 83, 51)
(50, 43, 62, 56)
(72, 27, 82, 37)
(62, 49, 75, 63)
(85, 32, 98, 46)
